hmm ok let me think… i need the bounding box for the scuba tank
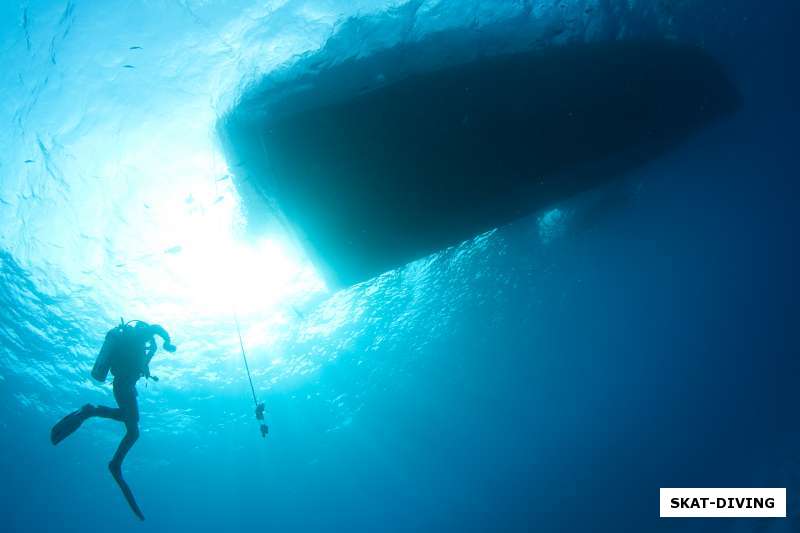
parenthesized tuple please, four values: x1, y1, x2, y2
(91, 346, 112, 382)
(91, 343, 112, 382)
(91, 319, 127, 382)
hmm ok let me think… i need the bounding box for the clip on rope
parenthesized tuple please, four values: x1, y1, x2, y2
(234, 314, 268, 438)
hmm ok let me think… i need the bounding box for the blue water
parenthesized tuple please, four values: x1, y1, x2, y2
(1, 1, 798, 532)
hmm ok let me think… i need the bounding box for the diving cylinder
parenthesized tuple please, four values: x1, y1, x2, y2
(91, 330, 116, 382)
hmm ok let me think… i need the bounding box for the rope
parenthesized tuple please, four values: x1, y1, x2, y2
(234, 313, 269, 439)
(234, 314, 258, 407)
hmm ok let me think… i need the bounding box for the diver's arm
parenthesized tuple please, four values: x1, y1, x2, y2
(148, 324, 177, 352)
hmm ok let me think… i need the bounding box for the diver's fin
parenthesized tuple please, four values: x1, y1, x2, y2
(109, 463, 145, 521)
(50, 404, 92, 445)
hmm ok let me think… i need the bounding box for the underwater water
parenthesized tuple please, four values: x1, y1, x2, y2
(0, 0, 798, 532)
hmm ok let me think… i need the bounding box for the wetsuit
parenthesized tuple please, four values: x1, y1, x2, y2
(51, 321, 174, 520)
(88, 323, 171, 520)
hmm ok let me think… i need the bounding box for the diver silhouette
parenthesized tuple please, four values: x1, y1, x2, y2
(50, 319, 177, 521)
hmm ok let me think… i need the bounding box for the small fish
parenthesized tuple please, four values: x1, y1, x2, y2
(129, 46, 143, 50)
(24, 159, 34, 164)
(123, 64, 135, 69)
(214, 196, 224, 204)
(164, 245, 183, 255)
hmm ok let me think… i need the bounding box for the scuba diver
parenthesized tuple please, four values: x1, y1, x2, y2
(50, 319, 177, 521)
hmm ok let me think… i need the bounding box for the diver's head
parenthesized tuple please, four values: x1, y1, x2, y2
(122, 320, 152, 341)
(123, 320, 149, 333)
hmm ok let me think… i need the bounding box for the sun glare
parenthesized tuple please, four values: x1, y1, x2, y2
(113, 148, 327, 322)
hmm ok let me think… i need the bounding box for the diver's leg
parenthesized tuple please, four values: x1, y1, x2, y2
(109, 380, 140, 468)
(108, 380, 145, 520)
(108, 417, 144, 520)
(109, 418, 140, 470)
(108, 424, 144, 520)
(90, 404, 124, 421)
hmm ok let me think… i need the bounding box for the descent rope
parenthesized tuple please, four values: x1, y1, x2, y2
(234, 314, 268, 438)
